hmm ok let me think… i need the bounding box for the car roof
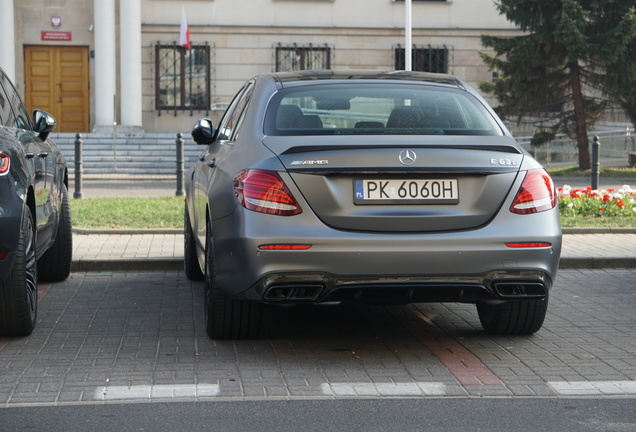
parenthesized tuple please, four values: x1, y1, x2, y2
(268, 70, 464, 89)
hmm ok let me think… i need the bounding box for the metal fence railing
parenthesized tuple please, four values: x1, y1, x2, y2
(511, 123, 636, 167)
(275, 43, 333, 72)
(155, 42, 213, 116)
(393, 44, 453, 74)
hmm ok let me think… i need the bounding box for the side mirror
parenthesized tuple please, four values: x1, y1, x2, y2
(33, 110, 56, 140)
(191, 118, 215, 145)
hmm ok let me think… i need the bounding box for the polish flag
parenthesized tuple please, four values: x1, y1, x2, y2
(179, 7, 191, 49)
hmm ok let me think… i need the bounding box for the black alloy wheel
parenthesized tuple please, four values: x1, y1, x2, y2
(476, 297, 549, 335)
(38, 184, 72, 282)
(204, 222, 262, 339)
(0, 208, 38, 336)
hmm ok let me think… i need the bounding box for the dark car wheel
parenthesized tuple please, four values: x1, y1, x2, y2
(0, 208, 38, 336)
(476, 297, 549, 335)
(204, 224, 261, 339)
(38, 184, 72, 282)
(184, 206, 204, 281)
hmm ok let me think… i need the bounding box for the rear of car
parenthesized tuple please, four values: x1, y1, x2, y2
(186, 71, 561, 339)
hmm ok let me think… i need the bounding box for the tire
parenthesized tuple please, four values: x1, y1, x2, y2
(184, 206, 204, 281)
(476, 296, 549, 335)
(38, 184, 72, 282)
(0, 208, 38, 336)
(204, 224, 261, 339)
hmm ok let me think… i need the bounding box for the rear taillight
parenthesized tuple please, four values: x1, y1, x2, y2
(509, 169, 557, 215)
(233, 169, 302, 216)
(0, 153, 9, 175)
(505, 242, 552, 248)
(258, 244, 312, 250)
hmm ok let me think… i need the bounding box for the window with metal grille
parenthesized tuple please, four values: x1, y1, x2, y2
(155, 43, 211, 114)
(275, 43, 332, 72)
(394, 45, 451, 74)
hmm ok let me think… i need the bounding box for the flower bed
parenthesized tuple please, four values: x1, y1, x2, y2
(558, 185, 636, 217)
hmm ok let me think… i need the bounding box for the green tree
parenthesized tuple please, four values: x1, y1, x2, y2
(480, 0, 636, 171)
(589, 3, 636, 128)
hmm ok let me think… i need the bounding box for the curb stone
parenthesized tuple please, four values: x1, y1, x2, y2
(71, 259, 182, 272)
(69, 257, 636, 273)
(72, 228, 182, 235)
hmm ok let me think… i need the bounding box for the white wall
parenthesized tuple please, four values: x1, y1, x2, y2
(142, 0, 515, 30)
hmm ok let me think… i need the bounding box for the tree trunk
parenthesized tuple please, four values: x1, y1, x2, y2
(620, 102, 636, 132)
(568, 62, 591, 170)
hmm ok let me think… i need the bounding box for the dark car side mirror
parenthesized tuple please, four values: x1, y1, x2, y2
(191, 118, 215, 145)
(33, 110, 57, 140)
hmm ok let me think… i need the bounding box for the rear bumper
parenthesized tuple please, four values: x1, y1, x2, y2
(251, 269, 553, 305)
(210, 206, 562, 304)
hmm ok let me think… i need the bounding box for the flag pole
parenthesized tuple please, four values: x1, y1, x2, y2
(180, 6, 191, 50)
(405, 0, 412, 71)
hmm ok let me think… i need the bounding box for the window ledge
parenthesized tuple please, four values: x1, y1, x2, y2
(392, 0, 452, 4)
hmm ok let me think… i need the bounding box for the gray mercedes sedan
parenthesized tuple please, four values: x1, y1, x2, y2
(185, 70, 561, 340)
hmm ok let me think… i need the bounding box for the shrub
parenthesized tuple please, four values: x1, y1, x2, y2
(558, 185, 636, 217)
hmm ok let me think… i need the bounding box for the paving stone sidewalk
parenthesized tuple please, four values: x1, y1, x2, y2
(2, 268, 635, 404)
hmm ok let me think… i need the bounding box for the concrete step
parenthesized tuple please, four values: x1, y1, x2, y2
(51, 132, 203, 175)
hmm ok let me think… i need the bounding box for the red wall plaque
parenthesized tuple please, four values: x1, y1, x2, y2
(41, 31, 72, 41)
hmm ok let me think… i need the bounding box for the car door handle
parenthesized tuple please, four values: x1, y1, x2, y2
(25, 152, 35, 159)
(207, 159, 216, 168)
(37, 152, 49, 158)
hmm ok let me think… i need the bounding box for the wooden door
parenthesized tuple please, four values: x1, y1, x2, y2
(24, 46, 90, 132)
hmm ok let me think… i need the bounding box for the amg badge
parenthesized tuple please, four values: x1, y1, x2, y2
(290, 160, 329, 165)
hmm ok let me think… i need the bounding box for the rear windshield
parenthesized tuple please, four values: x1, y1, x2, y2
(264, 84, 502, 136)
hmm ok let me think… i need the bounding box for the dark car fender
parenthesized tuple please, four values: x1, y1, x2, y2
(0, 173, 32, 284)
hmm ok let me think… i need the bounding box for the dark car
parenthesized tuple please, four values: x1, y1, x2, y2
(0, 67, 72, 336)
(185, 70, 561, 340)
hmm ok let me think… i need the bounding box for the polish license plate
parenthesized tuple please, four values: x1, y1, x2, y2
(354, 179, 459, 204)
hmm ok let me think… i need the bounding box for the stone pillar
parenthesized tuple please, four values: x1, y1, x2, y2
(120, 0, 143, 132)
(93, 0, 116, 129)
(0, 0, 16, 81)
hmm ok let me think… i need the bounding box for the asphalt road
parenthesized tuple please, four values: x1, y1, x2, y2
(0, 268, 635, 431)
(2, 398, 635, 431)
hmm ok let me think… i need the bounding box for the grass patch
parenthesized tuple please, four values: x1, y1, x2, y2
(71, 196, 184, 229)
(69, 196, 636, 230)
(549, 166, 636, 177)
(560, 214, 636, 228)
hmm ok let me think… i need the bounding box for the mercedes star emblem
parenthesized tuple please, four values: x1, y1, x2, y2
(399, 149, 417, 166)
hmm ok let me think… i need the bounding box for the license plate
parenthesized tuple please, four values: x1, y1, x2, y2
(354, 179, 459, 204)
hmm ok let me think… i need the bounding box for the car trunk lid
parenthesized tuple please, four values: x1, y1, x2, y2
(265, 135, 524, 232)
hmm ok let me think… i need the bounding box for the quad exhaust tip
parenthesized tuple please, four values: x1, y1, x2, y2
(264, 284, 324, 301)
(492, 281, 547, 299)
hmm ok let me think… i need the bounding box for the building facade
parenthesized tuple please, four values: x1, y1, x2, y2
(1, 0, 518, 134)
